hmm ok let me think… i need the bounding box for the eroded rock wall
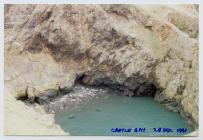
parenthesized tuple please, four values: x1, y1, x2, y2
(4, 4, 199, 132)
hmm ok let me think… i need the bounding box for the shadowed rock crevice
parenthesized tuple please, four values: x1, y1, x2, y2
(77, 73, 157, 97)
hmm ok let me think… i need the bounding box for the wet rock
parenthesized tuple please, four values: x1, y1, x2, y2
(68, 115, 75, 119)
(154, 91, 168, 103)
(96, 109, 101, 112)
(135, 84, 156, 96)
(165, 102, 180, 113)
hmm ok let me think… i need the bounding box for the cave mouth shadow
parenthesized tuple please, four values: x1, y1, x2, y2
(76, 73, 157, 98)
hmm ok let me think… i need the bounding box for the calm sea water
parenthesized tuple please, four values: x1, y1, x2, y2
(55, 94, 193, 136)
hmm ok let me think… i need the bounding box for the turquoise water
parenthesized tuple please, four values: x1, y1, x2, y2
(55, 94, 193, 136)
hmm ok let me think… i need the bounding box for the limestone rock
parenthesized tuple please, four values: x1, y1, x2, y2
(4, 4, 199, 133)
(4, 86, 67, 135)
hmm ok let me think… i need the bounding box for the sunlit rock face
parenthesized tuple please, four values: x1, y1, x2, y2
(5, 4, 198, 131)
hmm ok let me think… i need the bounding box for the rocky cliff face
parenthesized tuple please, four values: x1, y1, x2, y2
(4, 4, 199, 133)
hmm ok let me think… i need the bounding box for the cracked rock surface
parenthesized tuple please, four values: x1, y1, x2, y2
(4, 4, 198, 134)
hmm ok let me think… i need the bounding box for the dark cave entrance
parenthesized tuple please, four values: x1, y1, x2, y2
(76, 73, 157, 98)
